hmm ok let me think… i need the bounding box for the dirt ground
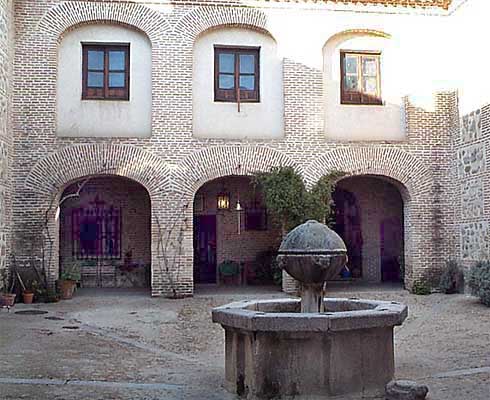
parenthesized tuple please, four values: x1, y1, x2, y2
(0, 284, 489, 400)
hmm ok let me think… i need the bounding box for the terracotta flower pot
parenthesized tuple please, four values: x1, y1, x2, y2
(59, 280, 76, 300)
(1, 293, 16, 307)
(23, 291, 34, 304)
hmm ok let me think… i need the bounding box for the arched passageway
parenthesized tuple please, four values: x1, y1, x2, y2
(193, 175, 282, 286)
(59, 175, 151, 288)
(333, 175, 404, 283)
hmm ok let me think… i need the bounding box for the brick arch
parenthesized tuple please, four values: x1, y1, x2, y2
(174, 6, 270, 42)
(37, 1, 170, 44)
(299, 147, 434, 292)
(25, 144, 172, 198)
(172, 146, 298, 197)
(303, 147, 432, 197)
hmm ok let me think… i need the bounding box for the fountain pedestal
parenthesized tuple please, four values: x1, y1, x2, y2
(213, 298, 407, 399)
(213, 221, 408, 399)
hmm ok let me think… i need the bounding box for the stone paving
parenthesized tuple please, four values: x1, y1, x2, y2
(0, 285, 489, 399)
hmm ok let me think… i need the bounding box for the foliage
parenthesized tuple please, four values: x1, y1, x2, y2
(253, 167, 308, 234)
(59, 264, 81, 281)
(0, 268, 12, 294)
(253, 167, 345, 234)
(307, 171, 346, 225)
(468, 261, 490, 306)
(439, 260, 464, 294)
(412, 280, 431, 295)
(253, 250, 281, 285)
(218, 260, 241, 277)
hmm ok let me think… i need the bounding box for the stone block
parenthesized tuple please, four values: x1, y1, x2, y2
(385, 380, 429, 400)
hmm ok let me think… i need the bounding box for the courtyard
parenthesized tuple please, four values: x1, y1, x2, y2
(0, 285, 489, 400)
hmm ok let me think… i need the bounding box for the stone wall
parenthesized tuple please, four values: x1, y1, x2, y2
(455, 106, 490, 267)
(0, 0, 12, 291)
(11, 0, 457, 296)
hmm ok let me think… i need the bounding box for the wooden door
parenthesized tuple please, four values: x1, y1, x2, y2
(194, 215, 217, 284)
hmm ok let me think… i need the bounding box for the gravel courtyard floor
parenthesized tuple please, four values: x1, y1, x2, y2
(0, 284, 489, 399)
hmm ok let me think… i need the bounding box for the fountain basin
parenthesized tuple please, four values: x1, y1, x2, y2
(212, 298, 408, 399)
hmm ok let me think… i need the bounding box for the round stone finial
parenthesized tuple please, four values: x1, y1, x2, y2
(277, 220, 348, 284)
(279, 220, 347, 255)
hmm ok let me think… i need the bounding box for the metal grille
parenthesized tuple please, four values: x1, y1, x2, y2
(72, 197, 121, 260)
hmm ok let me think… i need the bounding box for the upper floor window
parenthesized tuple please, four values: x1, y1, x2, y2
(82, 44, 130, 100)
(214, 46, 260, 103)
(340, 51, 381, 105)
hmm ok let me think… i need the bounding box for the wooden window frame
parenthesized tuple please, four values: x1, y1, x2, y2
(340, 50, 382, 106)
(214, 45, 260, 104)
(82, 43, 130, 101)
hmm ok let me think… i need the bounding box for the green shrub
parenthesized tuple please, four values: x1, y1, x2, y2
(439, 260, 465, 294)
(59, 265, 81, 281)
(412, 280, 431, 295)
(468, 261, 490, 306)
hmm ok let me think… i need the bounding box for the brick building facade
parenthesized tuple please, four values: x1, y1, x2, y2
(0, 0, 486, 296)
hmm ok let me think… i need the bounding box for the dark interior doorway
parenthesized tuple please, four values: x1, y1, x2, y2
(332, 176, 404, 283)
(193, 215, 217, 284)
(333, 188, 363, 279)
(380, 217, 403, 282)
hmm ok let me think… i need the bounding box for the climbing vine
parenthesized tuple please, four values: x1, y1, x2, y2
(253, 166, 345, 235)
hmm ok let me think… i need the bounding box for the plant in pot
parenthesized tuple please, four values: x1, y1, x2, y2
(22, 279, 38, 304)
(0, 268, 16, 307)
(14, 271, 36, 304)
(58, 265, 81, 300)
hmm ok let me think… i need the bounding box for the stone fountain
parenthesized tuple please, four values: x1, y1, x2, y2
(212, 220, 407, 399)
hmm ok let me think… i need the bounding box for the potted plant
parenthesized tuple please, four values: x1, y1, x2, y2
(58, 265, 81, 300)
(0, 269, 16, 307)
(14, 271, 35, 304)
(22, 278, 39, 304)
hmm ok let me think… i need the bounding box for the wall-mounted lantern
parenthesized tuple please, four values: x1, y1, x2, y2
(217, 193, 230, 210)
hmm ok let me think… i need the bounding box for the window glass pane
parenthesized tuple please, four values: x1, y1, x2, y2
(219, 74, 235, 89)
(363, 76, 378, 95)
(109, 51, 126, 70)
(87, 50, 104, 70)
(87, 72, 104, 87)
(239, 75, 255, 90)
(219, 53, 235, 73)
(362, 57, 378, 77)
(109, 72, 126, 88)
(239, 54, 255, 74)
(344, 75, 358, 91)
(344, 56, 358, 74)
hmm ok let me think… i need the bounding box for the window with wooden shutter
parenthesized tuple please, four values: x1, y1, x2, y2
(340, 51, 382, 105)
(214, 46, 260, 103)
(82, 44, 130, 101)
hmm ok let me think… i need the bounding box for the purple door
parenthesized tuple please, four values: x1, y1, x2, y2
(194, 215, 217, 284)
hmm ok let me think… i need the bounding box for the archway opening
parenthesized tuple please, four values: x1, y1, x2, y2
(332, 175, 404, 284)
(59, 175, 151, 289)
(193, 176, 282, 286)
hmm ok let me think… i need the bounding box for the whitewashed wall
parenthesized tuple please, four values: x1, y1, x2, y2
(193, 27, 284, 139)
(57, 24, 152, 137)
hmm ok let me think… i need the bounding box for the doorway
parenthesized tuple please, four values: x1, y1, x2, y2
(193, 215, 217, 284)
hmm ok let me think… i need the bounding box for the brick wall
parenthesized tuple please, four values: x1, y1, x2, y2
(0, 0, 13, 291)
(10, 0, 457, 296)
